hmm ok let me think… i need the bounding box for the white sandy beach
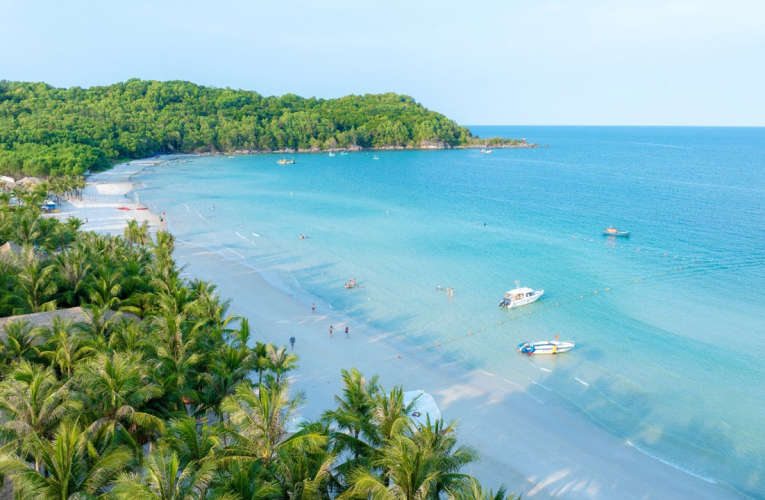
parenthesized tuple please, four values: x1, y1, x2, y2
(71, 160, 741, 500)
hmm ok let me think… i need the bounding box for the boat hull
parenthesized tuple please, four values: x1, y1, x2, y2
(517, 341, 575, 355)
(603, 231, 630, 237)
(500, 290, 544, 308)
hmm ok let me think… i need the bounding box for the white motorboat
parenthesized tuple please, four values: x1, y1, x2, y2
(498, 286, 543, 308)
(517, 340, 575, 355)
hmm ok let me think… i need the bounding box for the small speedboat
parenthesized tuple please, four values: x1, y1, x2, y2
(603, 227, 630, 237)
(329, 152, 335, 157)
(517, 340, 575, 355)
(499, 286, 544, 308)
(277, 158, 296, 165)
(372, 155, 380, 160)
(340, 152, 348, 156)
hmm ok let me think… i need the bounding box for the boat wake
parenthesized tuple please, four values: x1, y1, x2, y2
(575, 377, 590, 386)
(235, 232, 247, 240)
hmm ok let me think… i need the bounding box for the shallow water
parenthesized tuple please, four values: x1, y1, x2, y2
(135, 126, 765, 498)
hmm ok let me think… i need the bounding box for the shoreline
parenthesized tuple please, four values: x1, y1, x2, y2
(73, 158, 742, 500)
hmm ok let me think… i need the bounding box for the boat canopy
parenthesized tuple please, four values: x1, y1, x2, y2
(403, 390, 441, 426)
(505, 287, 535, 295)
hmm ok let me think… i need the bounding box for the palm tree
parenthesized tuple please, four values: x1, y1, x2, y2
(0, 320, 41, 364)
(221, 382, 323, 468)
(252, 341, 270, 386)
(76, 352, 165, 443)
(201, 344, 252, 413)
(265, 344, 299, 384)
(0, 421, 131, 499)
(13, 210, 41, 245)
(161, 418, 220, 468)
(10, 259, 58, 314)
(111, 446, 217, 500)
(85, 268, 123, 310)
(38, 317, 94, 378)
(345, 434, 459, 500)
(447, 478, 522, 500)
(208, 462, 277, 500)
(273, 428, 335, 500)
(0, 361, 81, 470)
(108, 317, 149, 355)
(410, 418, 478, 500)
(54, 247, 91, 306)
(370, 386, 418, 446)
(323, 368, 379, 441)
(152, 332, 201, 413)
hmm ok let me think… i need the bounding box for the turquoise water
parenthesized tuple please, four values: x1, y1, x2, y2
(135, 127, 765, 498)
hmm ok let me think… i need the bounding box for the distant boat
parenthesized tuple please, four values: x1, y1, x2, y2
(340, 152, 348, 156)
(603, 227, 630, 237)
(277, 158, 296, 165)
(517, 341, 575, 355)
(372, 155, 380, 160)
(480, 149, 492, 154)
(328, 152, 335, 157)
(499, 285, 544, 308)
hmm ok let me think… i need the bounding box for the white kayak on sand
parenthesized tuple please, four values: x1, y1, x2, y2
(517, 340, 575, 355)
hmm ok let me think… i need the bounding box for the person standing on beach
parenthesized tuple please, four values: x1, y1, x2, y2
(329, 326, 333, 338)
(345, 326, 349, 338)
(289, 336, 295, 350)
(312, 303, 315, 314)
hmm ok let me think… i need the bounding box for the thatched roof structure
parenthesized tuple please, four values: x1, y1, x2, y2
(0, 307, 141, 340)
(17, 177, 43, 187)
(0, 478, 12, 500)
(0, 241, 49, 261)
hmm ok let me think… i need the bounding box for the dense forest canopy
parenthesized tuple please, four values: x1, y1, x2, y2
(0, 79, 517, 177)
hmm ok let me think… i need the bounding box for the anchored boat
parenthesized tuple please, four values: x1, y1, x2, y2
(499, 286, 544, 308)
(603, 227, 630, 237)
(517, 340, 575, 355)
(277, 158, 296, 165)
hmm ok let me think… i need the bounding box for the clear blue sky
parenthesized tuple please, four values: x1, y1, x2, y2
(2, 0, 763, 126)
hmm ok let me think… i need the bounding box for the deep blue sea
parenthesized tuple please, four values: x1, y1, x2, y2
(135, 126, 765, 498)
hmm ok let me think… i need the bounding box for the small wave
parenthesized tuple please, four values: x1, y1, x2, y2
(625, 441, 718, 484)
(539, 367, 552, 372)
(196, 210, 206, 219)
(185, 204, 190, 212)
(479, 370, 496, 377)
(500, 377, 527, 391)
(532, 380, 553, 391)
(575, 377, 590, 386)
(227, 248, 245, 259)
(252, 232, 260, 237)
(235, 232, 247, 240)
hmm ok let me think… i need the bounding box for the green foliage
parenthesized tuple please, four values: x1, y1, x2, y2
(0, 79, 489, 176)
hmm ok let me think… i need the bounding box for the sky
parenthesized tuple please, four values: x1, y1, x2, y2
(1, 0, 763, 126)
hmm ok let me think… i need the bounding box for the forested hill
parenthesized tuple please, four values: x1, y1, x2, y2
(0, 79, 525, 177)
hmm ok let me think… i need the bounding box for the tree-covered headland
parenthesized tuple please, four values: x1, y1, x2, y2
(0, 184, 521, 500)
(0, 79, 533, 177)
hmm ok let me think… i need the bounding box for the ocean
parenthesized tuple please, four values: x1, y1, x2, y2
(134, 126, 765, 498)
